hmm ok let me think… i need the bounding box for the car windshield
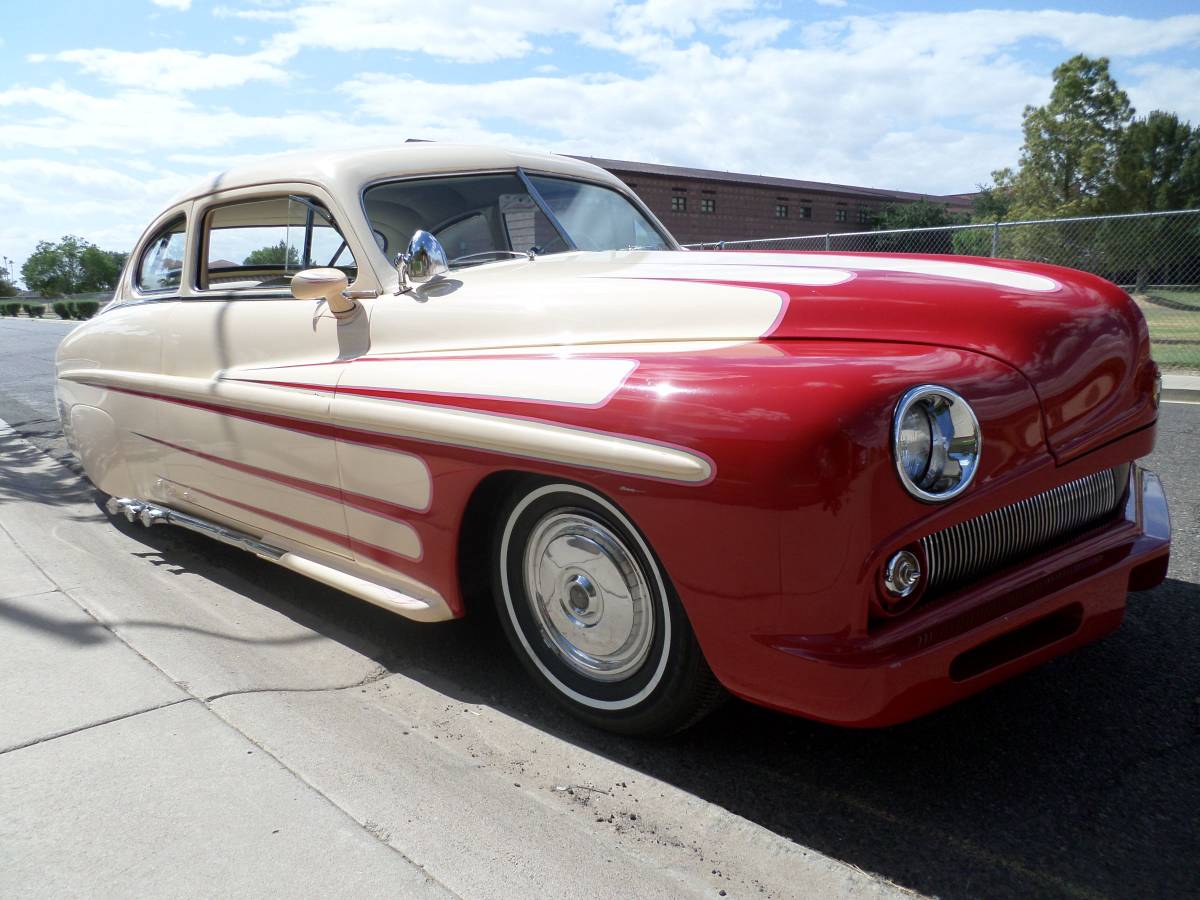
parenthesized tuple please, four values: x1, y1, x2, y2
(362, 172, 670, 268)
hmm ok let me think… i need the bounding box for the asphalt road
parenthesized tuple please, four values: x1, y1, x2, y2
(3, 316, 1197, 899)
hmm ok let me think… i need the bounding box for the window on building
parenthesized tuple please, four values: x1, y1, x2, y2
(700, 197, 715, 214)
(775, 203, 788, 219)
(857, 204, 871, 224)
(671, 195, 687, 212)
(799, 205, 812, 219)
(836, 208, 847, 222)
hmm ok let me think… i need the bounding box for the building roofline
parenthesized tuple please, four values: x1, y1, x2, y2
(566, 155, 976, 205)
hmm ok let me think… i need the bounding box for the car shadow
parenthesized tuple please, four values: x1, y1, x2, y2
(107, 509, 1200, 899)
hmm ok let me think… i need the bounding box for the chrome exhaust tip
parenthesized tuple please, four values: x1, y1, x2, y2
(138, 506, 167, 528)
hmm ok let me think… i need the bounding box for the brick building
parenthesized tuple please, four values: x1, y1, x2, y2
(571, 156, 977, 245)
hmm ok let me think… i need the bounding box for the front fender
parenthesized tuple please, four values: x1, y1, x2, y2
(567, 339, 1048, 683)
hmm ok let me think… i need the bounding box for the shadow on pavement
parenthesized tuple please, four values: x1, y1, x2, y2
(0, 430, 91, 508)
(111, 511, 1200, 900)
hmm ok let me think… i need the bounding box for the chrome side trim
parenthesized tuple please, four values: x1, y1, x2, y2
(106, 496, 285, 560)
(919, 465, 1125, 595)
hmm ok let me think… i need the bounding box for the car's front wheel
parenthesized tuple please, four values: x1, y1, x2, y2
(493, 479, 724, 735)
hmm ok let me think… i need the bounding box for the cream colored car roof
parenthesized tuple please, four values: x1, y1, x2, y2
(172, 144, 627, 205)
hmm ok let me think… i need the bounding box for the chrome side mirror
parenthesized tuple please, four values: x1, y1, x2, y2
(396, 230, 448, 294)
(291, 267, 356, 316)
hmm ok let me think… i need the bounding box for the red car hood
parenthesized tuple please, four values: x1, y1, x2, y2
(686, 251, 1157, 462)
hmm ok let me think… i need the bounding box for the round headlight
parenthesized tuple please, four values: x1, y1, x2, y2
(892, 385, 980, 502)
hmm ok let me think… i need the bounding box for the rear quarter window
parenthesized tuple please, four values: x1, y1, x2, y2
(136, 216, 187, 293)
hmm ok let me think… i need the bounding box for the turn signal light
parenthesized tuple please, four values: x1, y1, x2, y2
(874, 548, 925, 617)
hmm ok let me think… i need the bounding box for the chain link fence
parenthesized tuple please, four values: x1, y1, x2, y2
(690, 208, 1200, 370)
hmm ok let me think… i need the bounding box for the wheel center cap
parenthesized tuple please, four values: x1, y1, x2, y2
(561, 572, 601, 626)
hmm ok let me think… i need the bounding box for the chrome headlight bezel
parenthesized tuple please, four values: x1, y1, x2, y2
(892, 385, 981, 502)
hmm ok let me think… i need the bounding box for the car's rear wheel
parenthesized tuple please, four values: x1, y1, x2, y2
(492, 479, 724, 735)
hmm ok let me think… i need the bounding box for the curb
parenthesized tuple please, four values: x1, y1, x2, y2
(0, 315, 77, 323)
(1162, 373, 1200, 403)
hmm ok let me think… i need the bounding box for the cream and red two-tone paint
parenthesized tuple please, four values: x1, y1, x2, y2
(56, 145, 1170, 734)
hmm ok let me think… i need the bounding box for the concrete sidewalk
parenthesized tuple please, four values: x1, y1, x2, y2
(0, 423, 909, 899)
(0, 445, 453, 896)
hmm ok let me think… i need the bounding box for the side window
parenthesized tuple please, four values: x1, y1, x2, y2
(137, 216, 186, 293)
(435, 212, 495, 259)
(199, 195, 356, 292)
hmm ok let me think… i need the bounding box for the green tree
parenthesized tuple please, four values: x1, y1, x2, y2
(21, 235, 128, 297)
(875, 199, 967, 231)
(243, 241, 300, 266)
(81, 246, 127, 291)
(1104, 111, 1200, 213)
(1010, 55, 1134, 217)
(1095, 112, 1200, 292)
(873, 199, 967, 253)
(0, 275, 17, 297)
(971, 168, 1016, 222)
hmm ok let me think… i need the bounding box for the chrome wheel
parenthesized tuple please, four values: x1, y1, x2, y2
(495, 480, 725, 734)
(522, 510, 655, 682)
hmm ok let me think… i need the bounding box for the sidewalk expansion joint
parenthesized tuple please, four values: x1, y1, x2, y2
(203, 699, 465, 899)
(1, 420, 468, 894)
(1, 698, 193, 756)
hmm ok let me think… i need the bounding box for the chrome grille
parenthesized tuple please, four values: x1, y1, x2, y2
(920, 465, 1126, 595)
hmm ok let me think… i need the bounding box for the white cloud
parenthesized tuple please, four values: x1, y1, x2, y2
(611, 0, 758, 40)
(214, 0, 791, 64)
(1127, 64, 1200, 123)
(806, 11, 1200, 61)
(250, 0, 615, 64)
(31, 48, 289, 92)
(333, 9, 1199, 196)
(0, 158, 197, 284)
(0, 83, 344, 153)
(3, 2, 1199, 280)
(151, 0, 192, 9)
(718, 16, 791, 53)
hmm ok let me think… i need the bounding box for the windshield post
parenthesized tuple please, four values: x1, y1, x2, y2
(517, 168, 578, 252)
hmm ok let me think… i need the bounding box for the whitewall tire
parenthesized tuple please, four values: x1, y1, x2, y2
(492, 479, 724, 735)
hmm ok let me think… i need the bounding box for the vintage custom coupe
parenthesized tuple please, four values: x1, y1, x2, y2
(57, 145, 1171, 734)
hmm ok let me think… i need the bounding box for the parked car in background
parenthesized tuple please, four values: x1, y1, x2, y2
(57, 145, 1170, 734)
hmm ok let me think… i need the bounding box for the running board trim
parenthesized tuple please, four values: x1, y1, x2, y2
(105, 497, 452, 622)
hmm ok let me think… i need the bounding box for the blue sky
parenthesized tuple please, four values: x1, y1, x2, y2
(2, 0, 1198, 282)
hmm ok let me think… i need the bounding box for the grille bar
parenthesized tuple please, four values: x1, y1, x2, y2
(919, 465, 1126, 596)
